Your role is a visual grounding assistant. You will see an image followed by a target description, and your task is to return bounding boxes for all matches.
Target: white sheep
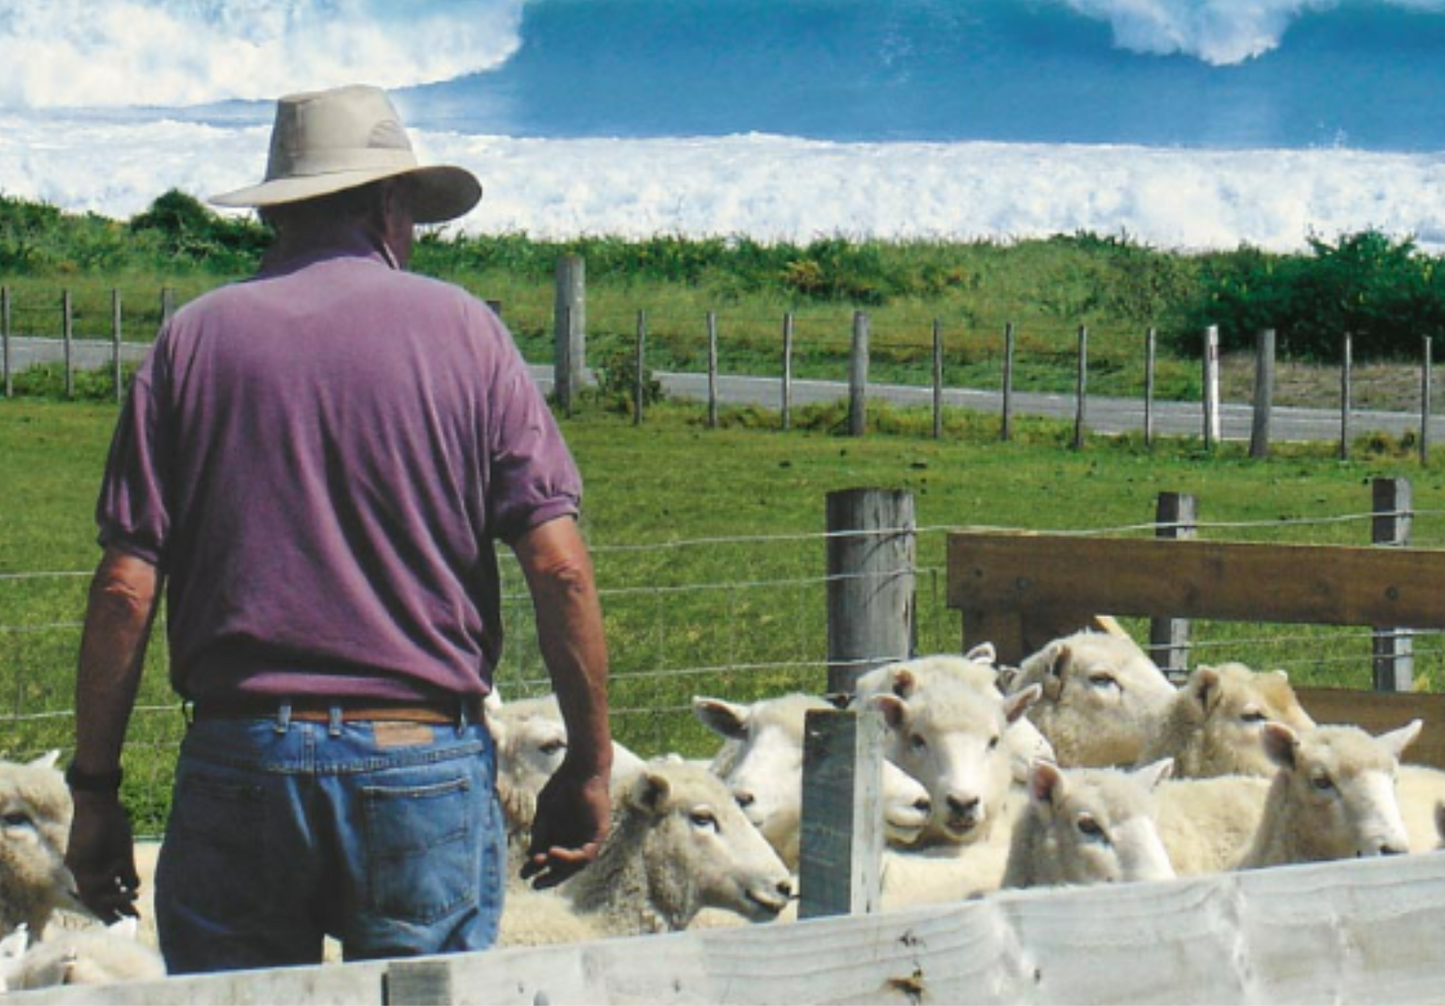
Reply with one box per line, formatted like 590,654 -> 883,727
1238,720 -> 1418,868
866,672 -> 1041,848
1006,630 -> 1177,768
1135,662 -> 1316,779
693,692 -> 933,866
1001,759 -> 1177,889
0,751 -> 83,939
498,759 -> 793,946
1397,764 -> 1445,852
854,646 -> 1057,782
1153,774 -> 1271,875
0,917 -> 164,991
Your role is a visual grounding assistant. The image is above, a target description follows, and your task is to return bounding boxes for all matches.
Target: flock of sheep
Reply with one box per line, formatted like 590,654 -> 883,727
3,626 -> 1444,991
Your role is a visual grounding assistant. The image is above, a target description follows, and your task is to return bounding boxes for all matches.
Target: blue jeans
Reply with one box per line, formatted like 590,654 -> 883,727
154,704 -> 504,974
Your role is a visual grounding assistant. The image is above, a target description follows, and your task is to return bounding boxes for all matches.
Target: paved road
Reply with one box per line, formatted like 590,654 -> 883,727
6,335 -> 1427,443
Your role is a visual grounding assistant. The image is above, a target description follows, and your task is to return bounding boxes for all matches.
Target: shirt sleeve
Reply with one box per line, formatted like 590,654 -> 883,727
95,344 -> 171,567
484,319 -> 583,544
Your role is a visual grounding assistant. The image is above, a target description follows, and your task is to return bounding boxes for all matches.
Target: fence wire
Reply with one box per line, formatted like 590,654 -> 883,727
6,491 -> 1445,836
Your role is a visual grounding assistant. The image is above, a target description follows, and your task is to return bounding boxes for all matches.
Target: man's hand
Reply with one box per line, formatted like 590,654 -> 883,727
520,764 -> 611,890
65,790 -> 140,922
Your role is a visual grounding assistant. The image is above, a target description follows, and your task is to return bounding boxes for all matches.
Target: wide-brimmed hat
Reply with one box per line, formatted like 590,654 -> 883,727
210,84 -> 481,224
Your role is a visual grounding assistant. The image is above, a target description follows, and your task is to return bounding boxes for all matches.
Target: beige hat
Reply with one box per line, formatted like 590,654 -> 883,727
210,84 -> 482,224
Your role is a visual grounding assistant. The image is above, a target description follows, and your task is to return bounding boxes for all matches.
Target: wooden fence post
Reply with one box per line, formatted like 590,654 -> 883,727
848,311 -> 869,437
1149,492 -> 1197,680
931,319 -> 943,440
1421,336 -> 1432,467
1144,326 -> 1156,449
1372,477 -> 1413,693
1001,322 -> 1015,442
633,309 -> 646,426
1340,333 -> 1353,461
2,286 -> 11,399
159,287 -> 175,329
1203,325 -> 1220,449
62,289 -> 73,400
798,707 -> 884,920
782,312 -> 794,432
553,255 -> 586,414
1250,328 -> 1276,459
826,488 -> 915,696
1073,324 -> 1088,450
111,289 -> 123,404
707,311 -> 719,429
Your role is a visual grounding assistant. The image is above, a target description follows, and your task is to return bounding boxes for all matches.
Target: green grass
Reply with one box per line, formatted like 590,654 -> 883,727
4,391 -> 1442,835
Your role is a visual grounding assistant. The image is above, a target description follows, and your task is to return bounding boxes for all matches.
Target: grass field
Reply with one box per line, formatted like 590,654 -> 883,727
4,389 -> 1443,834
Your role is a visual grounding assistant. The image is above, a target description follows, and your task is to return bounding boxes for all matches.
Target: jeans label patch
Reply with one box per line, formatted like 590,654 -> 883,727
373,722 -> 436,747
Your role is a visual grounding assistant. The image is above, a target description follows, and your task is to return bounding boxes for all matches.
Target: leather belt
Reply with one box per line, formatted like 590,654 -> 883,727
190,696 -> 482,726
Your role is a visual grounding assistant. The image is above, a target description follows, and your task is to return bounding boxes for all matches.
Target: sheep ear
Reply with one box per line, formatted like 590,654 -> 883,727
1042,645 -> 1069,698
964,642 -> 997,666
891,669 -> 918,700
1005,684 -> 1043,724
996,664 -> 1022,694
1191,666 -> 1224,714
1027,760 -> 1065,809
1135,758 -> 1174,790
632,769 -> 674,812
869,693 -> 909,731
29,750 -> 61,771
484,690 -> 505,714
693,697 -> 749,740
1261,722 -> 1299,770
1379,719 -> 1423,760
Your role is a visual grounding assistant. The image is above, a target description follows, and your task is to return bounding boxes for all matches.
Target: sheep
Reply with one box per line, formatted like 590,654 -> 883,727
1135,662 -> 1316,779
0,917 -> 164,991
498,759 -> 793,945
1001,759 -> 1177,889
1005,630 -> 1177,768
1397,764 -> 1445,852
0,751 -> 83,939
853,646 -> 1057,782
1153,774 -> 1271,875
866,672 -> 1041,848
1237,720 -> 1418,868
692,692 -> 933,866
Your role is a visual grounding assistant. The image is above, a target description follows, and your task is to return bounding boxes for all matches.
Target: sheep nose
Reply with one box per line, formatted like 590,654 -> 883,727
777,878 -> 795,901
946,795 -> 980,819
734,790 -> 755,809
913,796 -> 932,813
1379,842 -> 1407,857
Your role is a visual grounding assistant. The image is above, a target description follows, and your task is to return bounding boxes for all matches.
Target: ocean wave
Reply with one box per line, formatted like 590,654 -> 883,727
6,113 -> 1445,254
0,0 -> 523,109
1058,0 -> 1445,65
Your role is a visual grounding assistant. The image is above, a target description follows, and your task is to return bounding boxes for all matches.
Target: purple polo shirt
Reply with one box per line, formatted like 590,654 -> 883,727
96,233 -> 581,704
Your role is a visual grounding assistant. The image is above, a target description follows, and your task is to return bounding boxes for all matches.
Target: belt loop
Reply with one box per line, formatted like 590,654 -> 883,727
275,701 -> 292,735
328,704 -> 343,737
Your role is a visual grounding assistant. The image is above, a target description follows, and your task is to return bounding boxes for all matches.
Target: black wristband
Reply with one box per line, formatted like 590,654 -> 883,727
65,762 -> 123,794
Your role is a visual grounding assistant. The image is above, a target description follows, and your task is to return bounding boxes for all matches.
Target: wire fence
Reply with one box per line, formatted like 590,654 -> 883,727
6,484 -> 1445,837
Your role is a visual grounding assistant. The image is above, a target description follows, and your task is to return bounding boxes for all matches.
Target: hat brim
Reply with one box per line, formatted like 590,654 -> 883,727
210,163 -> 482,225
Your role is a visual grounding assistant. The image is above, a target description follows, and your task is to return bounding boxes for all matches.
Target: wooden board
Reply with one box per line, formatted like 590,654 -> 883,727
947,533 -> 1445,628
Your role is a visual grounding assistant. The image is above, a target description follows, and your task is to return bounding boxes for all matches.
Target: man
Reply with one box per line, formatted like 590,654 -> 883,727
63,84 -> 612,972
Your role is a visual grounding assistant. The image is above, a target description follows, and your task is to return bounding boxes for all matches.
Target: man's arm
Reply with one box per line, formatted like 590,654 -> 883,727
67,546 -> 162,920
510,516 -> 612,889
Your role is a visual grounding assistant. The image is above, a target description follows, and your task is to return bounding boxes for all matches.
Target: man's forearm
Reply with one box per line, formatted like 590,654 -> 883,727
73,547 -> 161,775
514,519 -> 612,778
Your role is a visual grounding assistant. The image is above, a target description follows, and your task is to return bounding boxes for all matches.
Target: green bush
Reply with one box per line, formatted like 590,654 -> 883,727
1172,230 -> 1445,362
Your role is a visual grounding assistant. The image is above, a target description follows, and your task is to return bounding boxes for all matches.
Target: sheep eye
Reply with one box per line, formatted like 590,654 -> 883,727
986,735 -> 1001,751
689,809 -> 719,831
1240,710 -> 1268,724
0,812 -> 30,829
539,740 -> 567,756
1076,815 -> 1106,840
1087,673 -> 1119,690
909,733 -> 927,751
1311,773 -> 1335,792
